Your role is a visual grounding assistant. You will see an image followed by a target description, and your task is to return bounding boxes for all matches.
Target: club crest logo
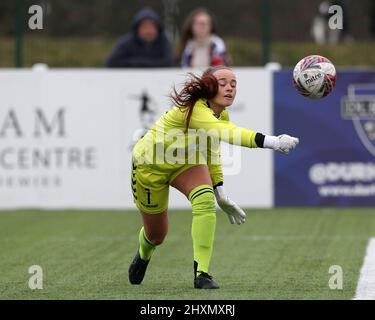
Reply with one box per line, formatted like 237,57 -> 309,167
341,84 -> 375,157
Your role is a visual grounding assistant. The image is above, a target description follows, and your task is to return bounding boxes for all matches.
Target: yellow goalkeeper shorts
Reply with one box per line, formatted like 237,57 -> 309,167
131,156 -> 200,214
130,136 -> 216,214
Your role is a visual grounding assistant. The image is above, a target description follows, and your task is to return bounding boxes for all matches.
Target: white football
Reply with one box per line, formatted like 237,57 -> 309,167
293,55 -> 337,99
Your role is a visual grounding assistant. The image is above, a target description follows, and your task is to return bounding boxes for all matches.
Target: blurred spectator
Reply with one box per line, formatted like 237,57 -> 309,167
106,8 -> 174,68
311,1 -> 350,45
178,8 -> 230,68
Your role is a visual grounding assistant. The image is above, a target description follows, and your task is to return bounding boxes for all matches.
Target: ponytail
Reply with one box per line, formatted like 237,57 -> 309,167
170,69 -> 219,131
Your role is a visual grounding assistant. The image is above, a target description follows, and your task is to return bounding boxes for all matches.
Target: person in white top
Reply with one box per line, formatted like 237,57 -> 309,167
178,8 -> 231,68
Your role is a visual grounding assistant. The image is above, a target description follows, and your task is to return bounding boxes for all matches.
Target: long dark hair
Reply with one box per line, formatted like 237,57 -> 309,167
170,67 -> 227,131
177,8 -> 218,64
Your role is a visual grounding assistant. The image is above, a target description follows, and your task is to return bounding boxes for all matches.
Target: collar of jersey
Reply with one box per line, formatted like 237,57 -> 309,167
197,98 -> 221,119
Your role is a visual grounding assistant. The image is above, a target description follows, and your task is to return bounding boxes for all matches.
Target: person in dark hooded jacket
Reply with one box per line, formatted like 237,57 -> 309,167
106,8 -> 174,68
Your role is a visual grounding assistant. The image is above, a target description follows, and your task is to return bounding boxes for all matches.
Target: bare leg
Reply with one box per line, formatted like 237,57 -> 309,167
170,165 -> 212,197
140,210 -> 168,246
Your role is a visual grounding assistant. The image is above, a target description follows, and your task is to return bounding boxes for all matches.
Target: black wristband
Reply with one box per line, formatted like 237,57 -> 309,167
213,181 -> 223,189
255,132 -> 265,148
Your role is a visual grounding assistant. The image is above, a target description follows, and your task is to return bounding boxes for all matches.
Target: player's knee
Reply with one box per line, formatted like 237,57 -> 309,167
150,237 -> 164,246
189,185 -> 216,217
147,233 -> 167,246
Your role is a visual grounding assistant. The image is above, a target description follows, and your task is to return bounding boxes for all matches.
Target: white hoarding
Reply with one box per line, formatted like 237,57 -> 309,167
0,68 -> 272,209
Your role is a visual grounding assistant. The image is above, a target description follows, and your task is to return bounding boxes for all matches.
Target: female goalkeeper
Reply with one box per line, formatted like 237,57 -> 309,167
129,66 -> 299,289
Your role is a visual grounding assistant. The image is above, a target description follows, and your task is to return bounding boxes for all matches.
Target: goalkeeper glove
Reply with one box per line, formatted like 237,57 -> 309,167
214,185 -> 246,225
264,134 -> 299,154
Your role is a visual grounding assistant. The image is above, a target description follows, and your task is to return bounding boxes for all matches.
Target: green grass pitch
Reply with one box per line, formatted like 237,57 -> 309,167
0,208 -> 374,300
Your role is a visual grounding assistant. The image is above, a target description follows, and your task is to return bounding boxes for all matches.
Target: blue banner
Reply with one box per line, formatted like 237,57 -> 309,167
274,70 -> 375,206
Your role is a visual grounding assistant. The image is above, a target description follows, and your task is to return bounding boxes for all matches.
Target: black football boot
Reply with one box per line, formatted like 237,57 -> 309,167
128,250 -> 150,285
193,261 -> 220,289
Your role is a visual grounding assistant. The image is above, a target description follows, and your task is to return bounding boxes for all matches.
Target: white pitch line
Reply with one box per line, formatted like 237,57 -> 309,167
354,237 -> 375,300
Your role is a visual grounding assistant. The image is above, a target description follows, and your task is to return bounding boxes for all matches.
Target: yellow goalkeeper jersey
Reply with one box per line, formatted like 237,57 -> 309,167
132,98 -> 259,186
